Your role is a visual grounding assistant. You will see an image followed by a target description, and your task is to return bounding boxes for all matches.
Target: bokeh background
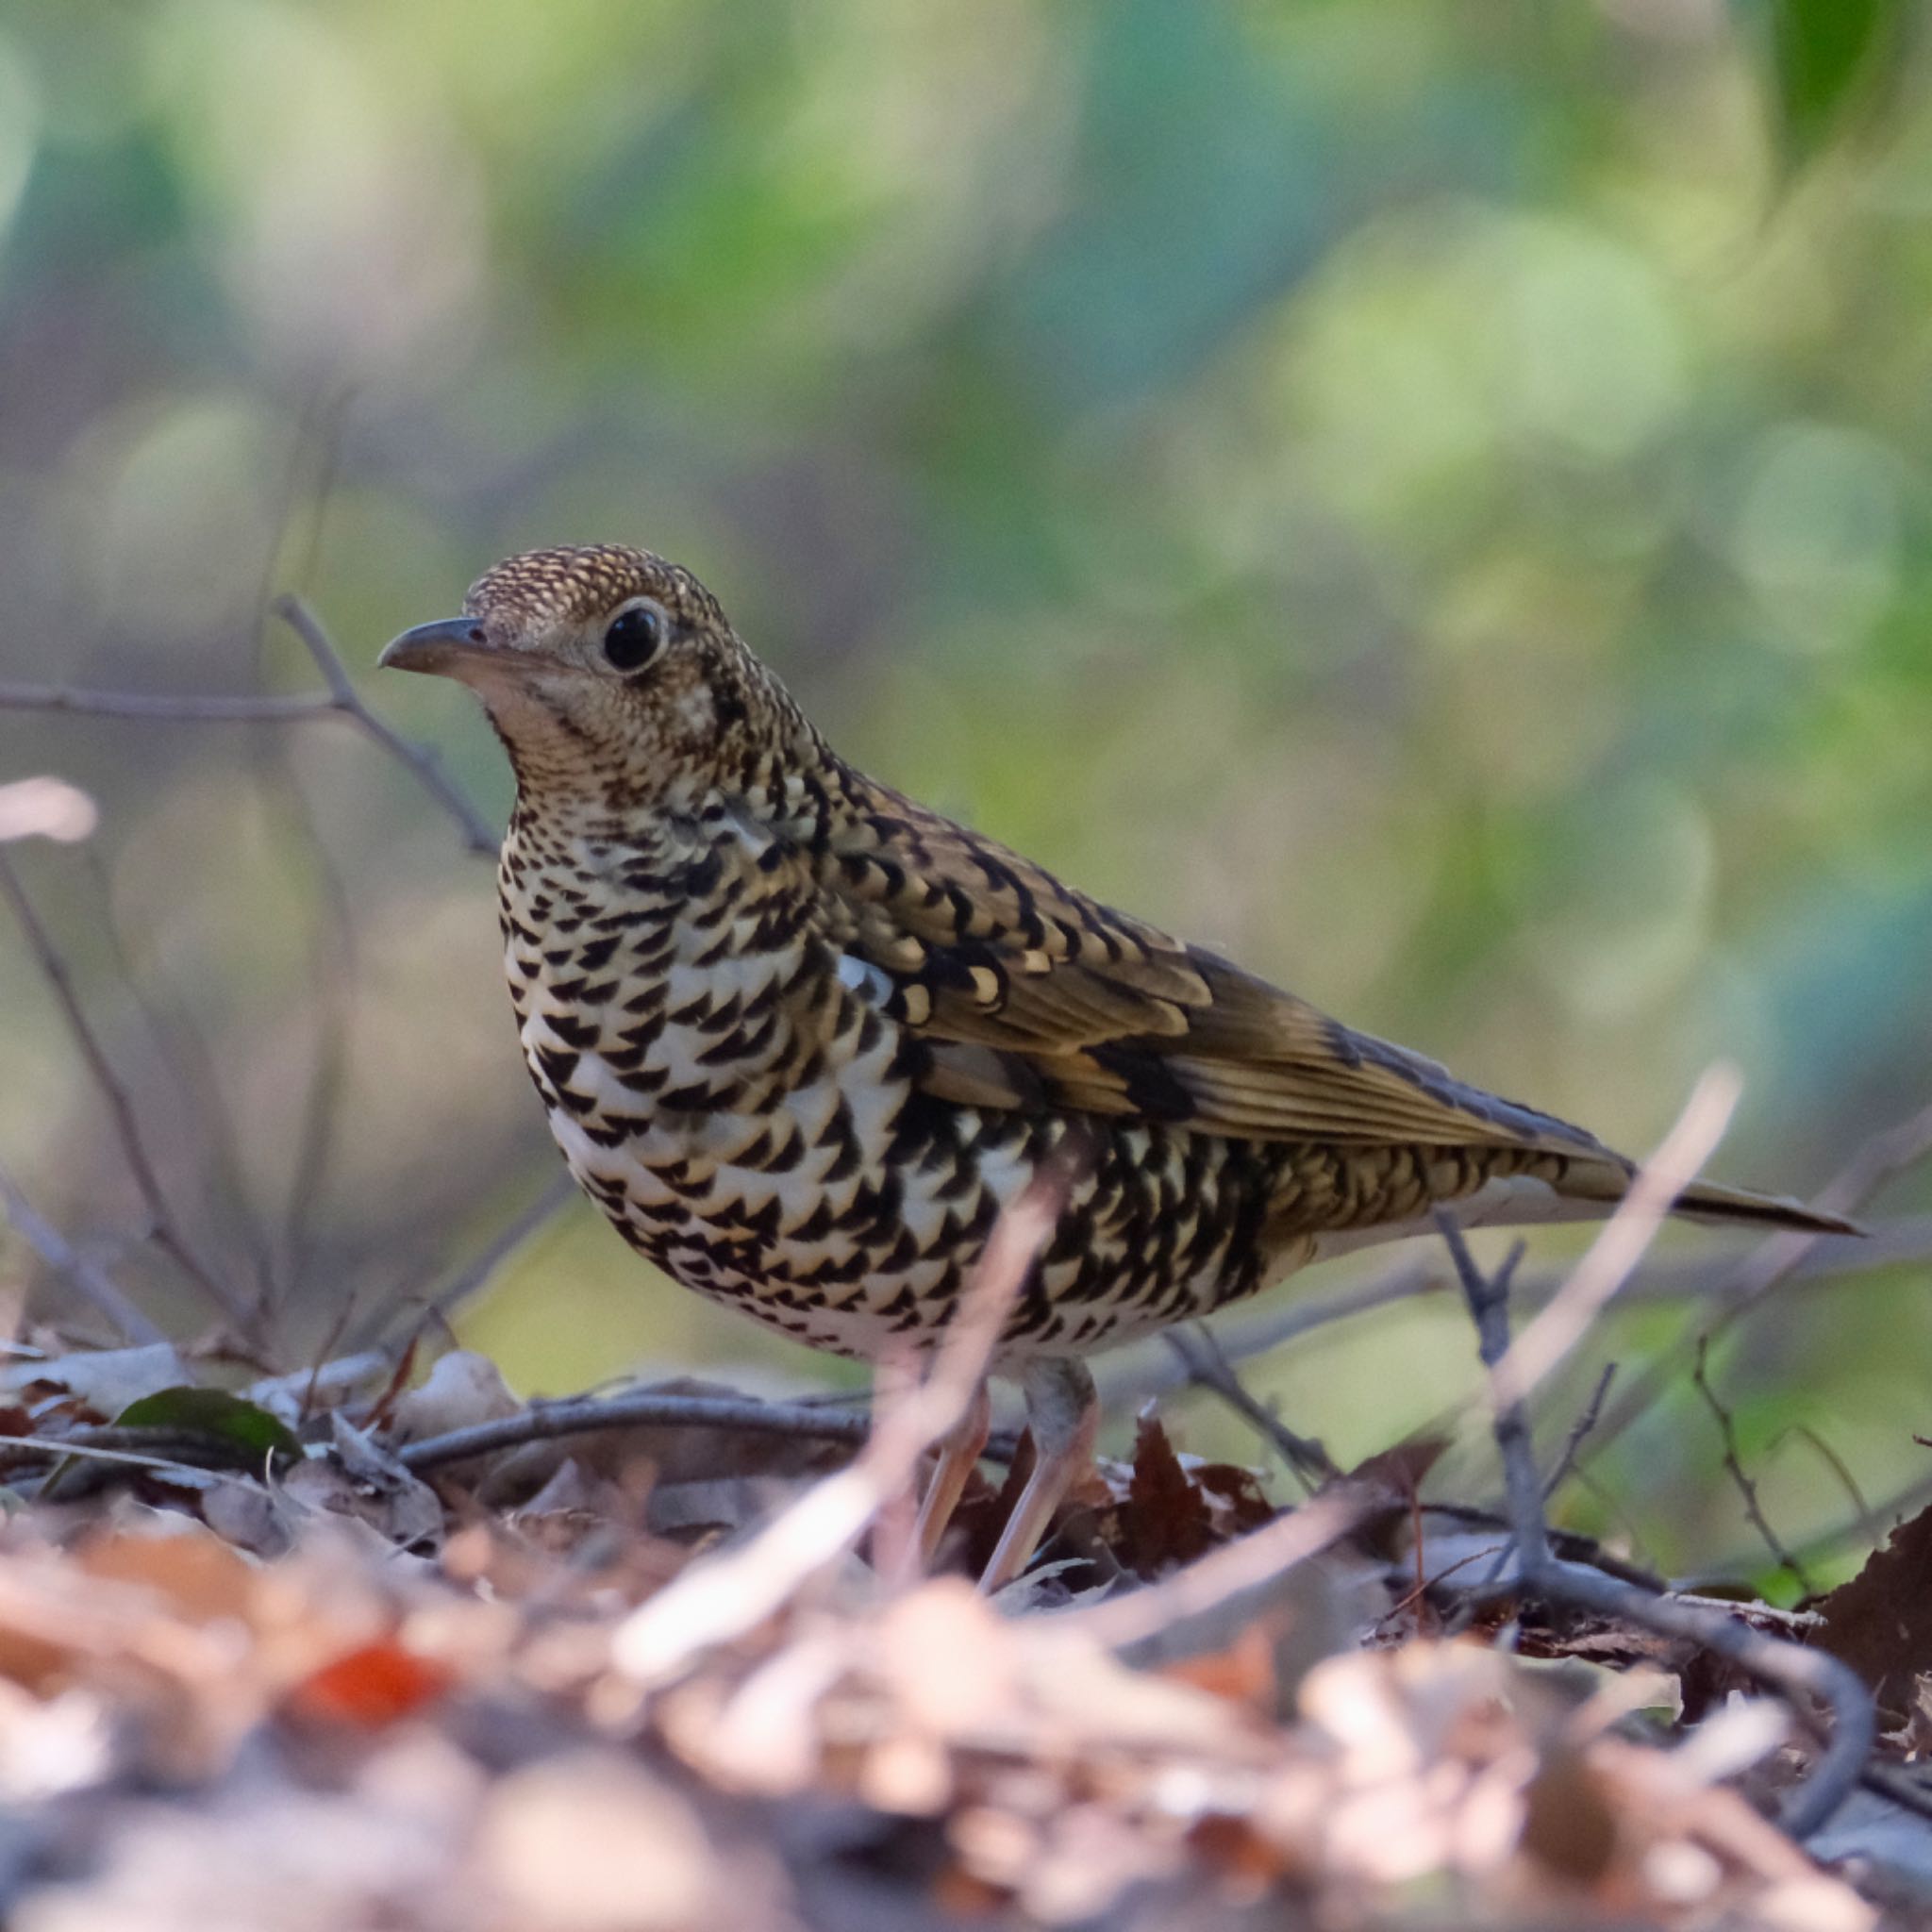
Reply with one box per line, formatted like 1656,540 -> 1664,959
0,0 -> 1927,1590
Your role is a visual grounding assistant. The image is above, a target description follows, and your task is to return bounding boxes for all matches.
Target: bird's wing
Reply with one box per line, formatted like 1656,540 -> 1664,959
823,792 -> 1610,1158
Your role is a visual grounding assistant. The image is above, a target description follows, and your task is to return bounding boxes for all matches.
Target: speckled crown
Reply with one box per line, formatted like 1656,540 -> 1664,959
464,544 -> 727,630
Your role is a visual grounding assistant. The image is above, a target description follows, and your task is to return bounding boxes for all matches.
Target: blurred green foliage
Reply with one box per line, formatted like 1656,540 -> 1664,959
1759,0 -> 1912,163
0,0 -> 1928,1587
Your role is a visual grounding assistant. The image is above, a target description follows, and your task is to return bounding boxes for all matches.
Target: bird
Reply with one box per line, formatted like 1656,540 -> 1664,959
381,543 -> 1856,1588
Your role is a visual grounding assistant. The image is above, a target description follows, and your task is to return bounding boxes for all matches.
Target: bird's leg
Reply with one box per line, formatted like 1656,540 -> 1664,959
914,1377 -> 991,1570
978,1357 -> 1097,1594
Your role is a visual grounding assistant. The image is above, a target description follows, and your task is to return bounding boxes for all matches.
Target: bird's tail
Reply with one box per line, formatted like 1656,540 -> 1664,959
1552,1157 -> 1860,1238
1303,1149 -> 1861,1265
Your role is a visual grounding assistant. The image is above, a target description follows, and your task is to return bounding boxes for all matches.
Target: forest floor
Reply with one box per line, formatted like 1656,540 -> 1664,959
1,1208 -> 1931,1932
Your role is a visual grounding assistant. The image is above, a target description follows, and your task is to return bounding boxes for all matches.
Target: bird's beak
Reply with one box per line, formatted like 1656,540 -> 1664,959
377,618 -> 498,677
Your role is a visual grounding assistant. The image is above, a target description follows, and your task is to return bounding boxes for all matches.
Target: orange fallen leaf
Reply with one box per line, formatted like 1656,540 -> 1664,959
283,1638 -> 454,1728
1162,1621 -> 1277,1707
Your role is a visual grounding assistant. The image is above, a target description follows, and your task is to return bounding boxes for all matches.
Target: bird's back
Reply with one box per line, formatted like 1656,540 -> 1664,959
494,756 -> 1764,1367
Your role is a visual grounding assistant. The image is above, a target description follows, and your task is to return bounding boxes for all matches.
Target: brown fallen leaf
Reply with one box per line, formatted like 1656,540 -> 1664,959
1117,1410 -> 1215,1576
1814,1499 -> 1932,1718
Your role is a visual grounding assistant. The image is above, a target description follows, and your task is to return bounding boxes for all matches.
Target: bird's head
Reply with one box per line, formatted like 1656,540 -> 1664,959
380,544 -> 803,810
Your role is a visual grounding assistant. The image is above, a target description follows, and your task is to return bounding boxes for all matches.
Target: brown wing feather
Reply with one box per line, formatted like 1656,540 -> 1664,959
824,788 -> 1609,1159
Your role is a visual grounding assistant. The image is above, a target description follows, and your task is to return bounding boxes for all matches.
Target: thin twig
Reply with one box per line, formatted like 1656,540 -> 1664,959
1491,1064 -> 1741,1409
358,1170 -> 579,1352
1446,1219 -> 1874,1840
1581,1099 -> 1932,1473
1097,1197 -> 1927,1424
397,1388 -> 882,1472
1098,1261 -> 1443,1412
0,592 -> 501,858
1691,1335 -> 1812,1595
1693,1465 -> 1932,1593
272,594 -> 497,854
1772,1424 -> 1877,1556
1541,1360 -> 1616,1503
78,847 -> 275,1303
240,669 -> 363,1314
0,846 -> 245,1329
0,684 -> 331,722
0,1164 -> 167,1345
1665,1593 -> 1824,1632
1442,1227 -> 1545,1575
1161,1322 -> 1340,1490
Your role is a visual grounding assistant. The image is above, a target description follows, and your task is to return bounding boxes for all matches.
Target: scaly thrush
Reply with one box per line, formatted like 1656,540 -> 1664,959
382,544 -> 1852,1586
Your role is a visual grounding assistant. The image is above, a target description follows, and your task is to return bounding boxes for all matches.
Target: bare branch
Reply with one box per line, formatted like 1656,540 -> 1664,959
0,847 -> 246,1330
1582,1098 -> 1932,1471
1441,1226 -> 1545,1574
76,847 -> 275,1301
395,1387 -> 882,1473
271,594 -> 497,854
1541,1359 -> 1616,1503
0,683 -> 331,723
0,1164 -> 167,1346
1691,1335 -> 1812,1595
1491,1064 -> 1740,1409
0,1432 -> 264,1481
1160,1322 -> 1340,1489
360,1170 -> 579,1351
0,593 -> 501,858
1097,1261 -> 1443,1412
1449,1220 -> 1874,1840
1772,1423 -> 1877,1555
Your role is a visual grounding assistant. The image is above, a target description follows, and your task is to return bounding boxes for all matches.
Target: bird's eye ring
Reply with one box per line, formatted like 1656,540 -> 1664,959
602,602 -> 665,674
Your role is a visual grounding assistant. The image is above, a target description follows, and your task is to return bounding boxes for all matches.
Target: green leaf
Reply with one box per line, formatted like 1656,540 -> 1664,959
1755,0 -> 1912,167
112,1387 -> 304,1464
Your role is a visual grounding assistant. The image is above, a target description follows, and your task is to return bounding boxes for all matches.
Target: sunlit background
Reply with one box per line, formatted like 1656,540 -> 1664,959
0,0 -> 1927,1591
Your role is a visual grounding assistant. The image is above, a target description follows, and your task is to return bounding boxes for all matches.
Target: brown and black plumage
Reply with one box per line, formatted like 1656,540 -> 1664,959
382,543 -> 1854,1584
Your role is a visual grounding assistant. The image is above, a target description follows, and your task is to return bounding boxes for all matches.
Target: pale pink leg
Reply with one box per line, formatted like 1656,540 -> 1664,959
914,1379 -> 991,1570
979,1358 -> 1097,1593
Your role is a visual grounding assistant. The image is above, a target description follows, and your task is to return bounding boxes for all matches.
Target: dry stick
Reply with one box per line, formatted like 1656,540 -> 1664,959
0,600 -> 500,859
357,1169 -> 580,1353
1708,1462 -> 1932,1594
1442,1220 -> 1874,1841
249,744 -> 361,1317
1161,1322 -> 1340,1490
613,1171 -> 1066,1685
1541,1359 -> 1617,1503
1491,1064 -> 1743,1411
1099,1262 -> 1443,1413
271,594 -> 497,855
0,848 -> 248,1330
1690,1334 -> 1812,1596
0,685 -> 329,722
1098,1201 -> 1928,1424
1772,1423 -> 1877,1555
0,1164 -> 167,1346
397,1388 -> 883,1473
78,847 -> 275,1297
1584,1100 -> 1932,1470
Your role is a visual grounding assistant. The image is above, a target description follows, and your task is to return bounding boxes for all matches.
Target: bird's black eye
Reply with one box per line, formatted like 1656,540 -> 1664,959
602,604 -> 664,674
